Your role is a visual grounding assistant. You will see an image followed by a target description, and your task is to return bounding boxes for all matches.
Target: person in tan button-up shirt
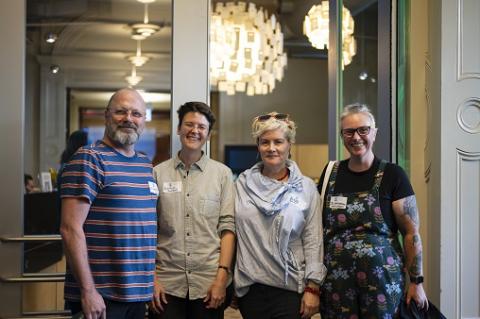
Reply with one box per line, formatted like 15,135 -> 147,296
149,102 -> 235,319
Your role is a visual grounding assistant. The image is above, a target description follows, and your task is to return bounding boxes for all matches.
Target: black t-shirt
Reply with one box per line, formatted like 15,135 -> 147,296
317,157 -> 414,234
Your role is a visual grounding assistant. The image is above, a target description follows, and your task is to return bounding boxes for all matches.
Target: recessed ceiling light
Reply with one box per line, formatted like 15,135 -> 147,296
359,71 -> 368,81
45,32 -> 58,44
137,0 -> 156,3
50,65 -> 60,74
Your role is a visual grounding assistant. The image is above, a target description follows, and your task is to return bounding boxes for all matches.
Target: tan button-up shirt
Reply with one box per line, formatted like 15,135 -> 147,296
153,154 -> 235,299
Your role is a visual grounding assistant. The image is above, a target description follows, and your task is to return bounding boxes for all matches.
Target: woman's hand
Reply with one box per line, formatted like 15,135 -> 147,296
204,278 -> 227,309
406,283 -> 428,310
300,290 -> 320,318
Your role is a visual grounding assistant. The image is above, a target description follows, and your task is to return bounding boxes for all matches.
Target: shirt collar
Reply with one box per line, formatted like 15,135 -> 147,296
173,151 -> 208,172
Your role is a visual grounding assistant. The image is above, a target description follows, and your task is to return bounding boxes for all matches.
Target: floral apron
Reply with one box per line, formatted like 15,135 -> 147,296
320,161 -> 405,319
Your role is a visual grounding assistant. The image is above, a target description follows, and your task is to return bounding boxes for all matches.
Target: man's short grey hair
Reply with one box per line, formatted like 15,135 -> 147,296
340,103 -> 376,128
251,112 -> 297,144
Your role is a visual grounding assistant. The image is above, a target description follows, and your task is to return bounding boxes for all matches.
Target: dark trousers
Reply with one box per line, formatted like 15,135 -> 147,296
148,286 -> 233,319
238,283 -> 302,319
67,299 -> 146,319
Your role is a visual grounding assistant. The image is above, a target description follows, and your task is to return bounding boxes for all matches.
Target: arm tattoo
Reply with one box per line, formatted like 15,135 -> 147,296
409,253 -> 423,277
403,195 -> 419,225
412,234 -> 421,246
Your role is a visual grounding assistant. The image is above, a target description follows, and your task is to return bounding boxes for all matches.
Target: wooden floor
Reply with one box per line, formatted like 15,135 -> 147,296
224,307 -> 321,319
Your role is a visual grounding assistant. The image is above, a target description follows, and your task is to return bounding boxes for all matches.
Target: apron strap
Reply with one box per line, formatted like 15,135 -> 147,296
372,160 -> 387,191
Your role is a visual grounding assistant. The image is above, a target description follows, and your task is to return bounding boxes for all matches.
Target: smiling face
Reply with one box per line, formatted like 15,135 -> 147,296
258,128 -> 291,170
177,111 -> 210,152
105,89 -> 146,146
341,112 -> 377,160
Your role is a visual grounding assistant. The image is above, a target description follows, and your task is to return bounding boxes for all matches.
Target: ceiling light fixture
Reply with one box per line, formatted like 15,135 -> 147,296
125,65 -> 142,87
50,65 -> 60,74
303,1 -> 356,67
45,32 -> 58,44
128,40 -> 150,67
359,71 -> 368,80
210,2 -> 287,96
131,1 -> 160,39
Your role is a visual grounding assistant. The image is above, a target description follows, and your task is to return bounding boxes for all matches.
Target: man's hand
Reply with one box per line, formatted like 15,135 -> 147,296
300,290 -> 320,319
204,279 -> 227,309
81,288 -> 106,319
150,279 -> 168,313
406,283 -> 428,311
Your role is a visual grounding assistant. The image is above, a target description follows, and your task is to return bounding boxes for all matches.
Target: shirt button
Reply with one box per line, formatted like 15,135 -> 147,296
187,252 -> 190,256
184,176 -> 186,179
186,214 -> 190,217
188,270 -> 192,274
186,193 -> 190,197
187,232 -> 190,236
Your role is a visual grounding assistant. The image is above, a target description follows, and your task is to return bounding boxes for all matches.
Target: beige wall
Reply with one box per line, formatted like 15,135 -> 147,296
408,0 -> 431,297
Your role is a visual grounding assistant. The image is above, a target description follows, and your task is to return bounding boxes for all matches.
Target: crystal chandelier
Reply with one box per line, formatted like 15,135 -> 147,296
210,2 -> 287,96
303,1 -> 356,66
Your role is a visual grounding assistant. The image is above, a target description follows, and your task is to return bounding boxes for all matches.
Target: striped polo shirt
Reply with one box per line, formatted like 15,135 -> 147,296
60,140 -> 158,302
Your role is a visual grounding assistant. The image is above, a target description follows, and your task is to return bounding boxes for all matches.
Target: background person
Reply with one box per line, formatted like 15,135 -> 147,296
57,130 -> 88,190
234,112 -> 326,319
24,174 -> 37,193
60,130 -> 89,166
150,102 -> 235,319
318,104 -> 428,318
60,88 -> 158,319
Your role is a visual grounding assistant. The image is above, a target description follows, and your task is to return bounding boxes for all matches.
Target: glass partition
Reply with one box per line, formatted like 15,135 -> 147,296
24,0 -> 172,313
210,0 -> 330,182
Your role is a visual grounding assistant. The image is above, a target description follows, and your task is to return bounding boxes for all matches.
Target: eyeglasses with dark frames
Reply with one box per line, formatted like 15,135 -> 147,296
256,113 -> 290,122
341,126 -> 372,138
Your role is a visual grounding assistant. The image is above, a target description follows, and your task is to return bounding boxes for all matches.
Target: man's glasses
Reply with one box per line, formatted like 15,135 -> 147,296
256,113 -> 290,122
341,126 -> 372,138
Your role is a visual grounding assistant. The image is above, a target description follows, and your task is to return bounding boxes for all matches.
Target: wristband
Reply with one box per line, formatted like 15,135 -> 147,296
304,286 -> 320,296
218,265 -> 230,274
410,275 -> 424,284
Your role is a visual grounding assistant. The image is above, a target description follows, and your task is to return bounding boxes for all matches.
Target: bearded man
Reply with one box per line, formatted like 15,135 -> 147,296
60,88 -> 158,319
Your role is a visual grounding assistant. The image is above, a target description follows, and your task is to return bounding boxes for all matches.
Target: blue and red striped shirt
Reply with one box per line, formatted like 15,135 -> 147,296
61,140 -> 158,302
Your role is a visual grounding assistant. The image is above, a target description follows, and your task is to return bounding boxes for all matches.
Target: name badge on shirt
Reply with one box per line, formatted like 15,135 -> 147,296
163,181 -> 182,193
330,196 -> 348,209
148,181 -> 159,195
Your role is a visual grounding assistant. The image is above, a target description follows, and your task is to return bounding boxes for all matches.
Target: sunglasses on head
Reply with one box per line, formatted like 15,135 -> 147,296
341,126 -> 372,138
256,113 -> 290,122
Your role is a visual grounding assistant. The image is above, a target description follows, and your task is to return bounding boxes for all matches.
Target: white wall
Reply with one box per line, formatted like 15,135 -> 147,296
0,1 -> 25,316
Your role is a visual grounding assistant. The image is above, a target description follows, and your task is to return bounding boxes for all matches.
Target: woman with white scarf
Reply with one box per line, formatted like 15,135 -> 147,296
234,112 -> 327,319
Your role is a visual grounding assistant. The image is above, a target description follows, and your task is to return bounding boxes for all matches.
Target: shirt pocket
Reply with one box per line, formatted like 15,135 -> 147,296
200,197 -> 221,218
158,192 -> 179,235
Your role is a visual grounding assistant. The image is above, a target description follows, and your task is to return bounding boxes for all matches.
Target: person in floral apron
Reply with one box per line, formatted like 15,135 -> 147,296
318,104 -> 428,318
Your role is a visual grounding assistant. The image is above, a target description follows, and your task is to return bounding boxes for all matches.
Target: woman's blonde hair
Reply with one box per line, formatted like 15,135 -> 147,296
251,112 -> 297,143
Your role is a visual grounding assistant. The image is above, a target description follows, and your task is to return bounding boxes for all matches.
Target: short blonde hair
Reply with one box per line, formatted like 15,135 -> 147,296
251,112 -> 297,143
340,103 -> 376,128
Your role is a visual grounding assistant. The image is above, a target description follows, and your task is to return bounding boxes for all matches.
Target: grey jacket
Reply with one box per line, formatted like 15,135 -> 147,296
234,160 -> 327,297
